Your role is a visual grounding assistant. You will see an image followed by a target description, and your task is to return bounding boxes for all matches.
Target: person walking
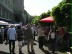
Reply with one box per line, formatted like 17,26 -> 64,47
1,27 -> 4,43
7,25 -> 16,54
24,23 -> 34,53
16,26 -> 23,53
37,24 -> 45,49
31,24 -> 35,40
49,28 -> 56,54
4,26 -> 8,44
58,26 -> 64,46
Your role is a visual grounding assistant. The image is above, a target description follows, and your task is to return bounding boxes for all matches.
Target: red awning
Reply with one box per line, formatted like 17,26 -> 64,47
39,16 -> 54,22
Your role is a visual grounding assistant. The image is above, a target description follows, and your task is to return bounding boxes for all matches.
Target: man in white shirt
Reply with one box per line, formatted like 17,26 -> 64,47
24,23 -> 34,52
7,25 -> 16,54
37,25 -> 45,49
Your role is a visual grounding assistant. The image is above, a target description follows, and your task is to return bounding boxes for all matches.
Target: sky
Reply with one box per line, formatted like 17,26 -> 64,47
24,0 -> 62,16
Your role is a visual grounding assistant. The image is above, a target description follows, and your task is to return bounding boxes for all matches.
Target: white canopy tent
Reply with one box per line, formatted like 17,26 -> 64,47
8,23 -> 20,26
0,21 -> 9,25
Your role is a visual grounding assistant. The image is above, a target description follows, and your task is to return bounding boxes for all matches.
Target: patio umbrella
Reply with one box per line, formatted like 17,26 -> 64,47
39,16 -> 54,26
39,16 -> 54,23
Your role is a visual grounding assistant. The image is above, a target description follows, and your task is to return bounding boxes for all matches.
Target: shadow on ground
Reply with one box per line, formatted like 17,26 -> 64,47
28,51 -> 35,54
22,42 -> 37,47
0,51 -> 9,54
33,42 -> 37,45
40,48 -> 50,54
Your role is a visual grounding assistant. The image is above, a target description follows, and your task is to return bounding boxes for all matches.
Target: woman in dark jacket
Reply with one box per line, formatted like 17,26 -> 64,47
16,26 -> 23,53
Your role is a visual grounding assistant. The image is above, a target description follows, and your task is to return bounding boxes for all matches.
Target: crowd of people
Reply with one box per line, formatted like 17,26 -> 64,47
0,23 -> 36,54
37,24 -> 65,54
0,23 -> 70,54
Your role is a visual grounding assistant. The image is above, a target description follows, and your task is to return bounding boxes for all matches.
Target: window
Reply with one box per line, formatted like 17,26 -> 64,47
6,0 -> 7,5
2,9 -> 5,18
1,0 -> 3,2
0,8 -> 1,17
1,8 -> 3,18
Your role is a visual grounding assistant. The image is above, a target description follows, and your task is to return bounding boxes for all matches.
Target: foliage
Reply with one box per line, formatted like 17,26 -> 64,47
32,10 -> 51,25
31,16 -> 40,25
40,10 -> 51,19
62,0 -> 71,3
31,0 -> 71,28
51,0 -> 71,27
60,3 -> 71,26
40,13 -> 47,19
52,6 -> 64,25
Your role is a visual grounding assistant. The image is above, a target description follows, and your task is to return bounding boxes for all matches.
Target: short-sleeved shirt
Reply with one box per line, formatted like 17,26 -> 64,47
7,28 -> 16,40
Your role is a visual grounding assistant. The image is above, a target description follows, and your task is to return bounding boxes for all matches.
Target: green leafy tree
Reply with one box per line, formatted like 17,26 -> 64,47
40,10 -> 51,19
62,0 -> 71,3
40,13 -> 47,19
51,0 -> 71,27
60,3 -> 71,27
52,6 -> 64,25
32,16 -> 40,25
46,10 -> 51,17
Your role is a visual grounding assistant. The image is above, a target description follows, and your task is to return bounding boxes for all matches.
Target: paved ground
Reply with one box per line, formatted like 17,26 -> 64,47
0,36 -> 68,54
0,41 -> 48,54
0,36 -> 49,54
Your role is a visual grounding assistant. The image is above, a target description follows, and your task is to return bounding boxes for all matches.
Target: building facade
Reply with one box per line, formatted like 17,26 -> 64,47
0,0 -> 14,21
0,0 -> 25,25
13,0 -> 25,25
